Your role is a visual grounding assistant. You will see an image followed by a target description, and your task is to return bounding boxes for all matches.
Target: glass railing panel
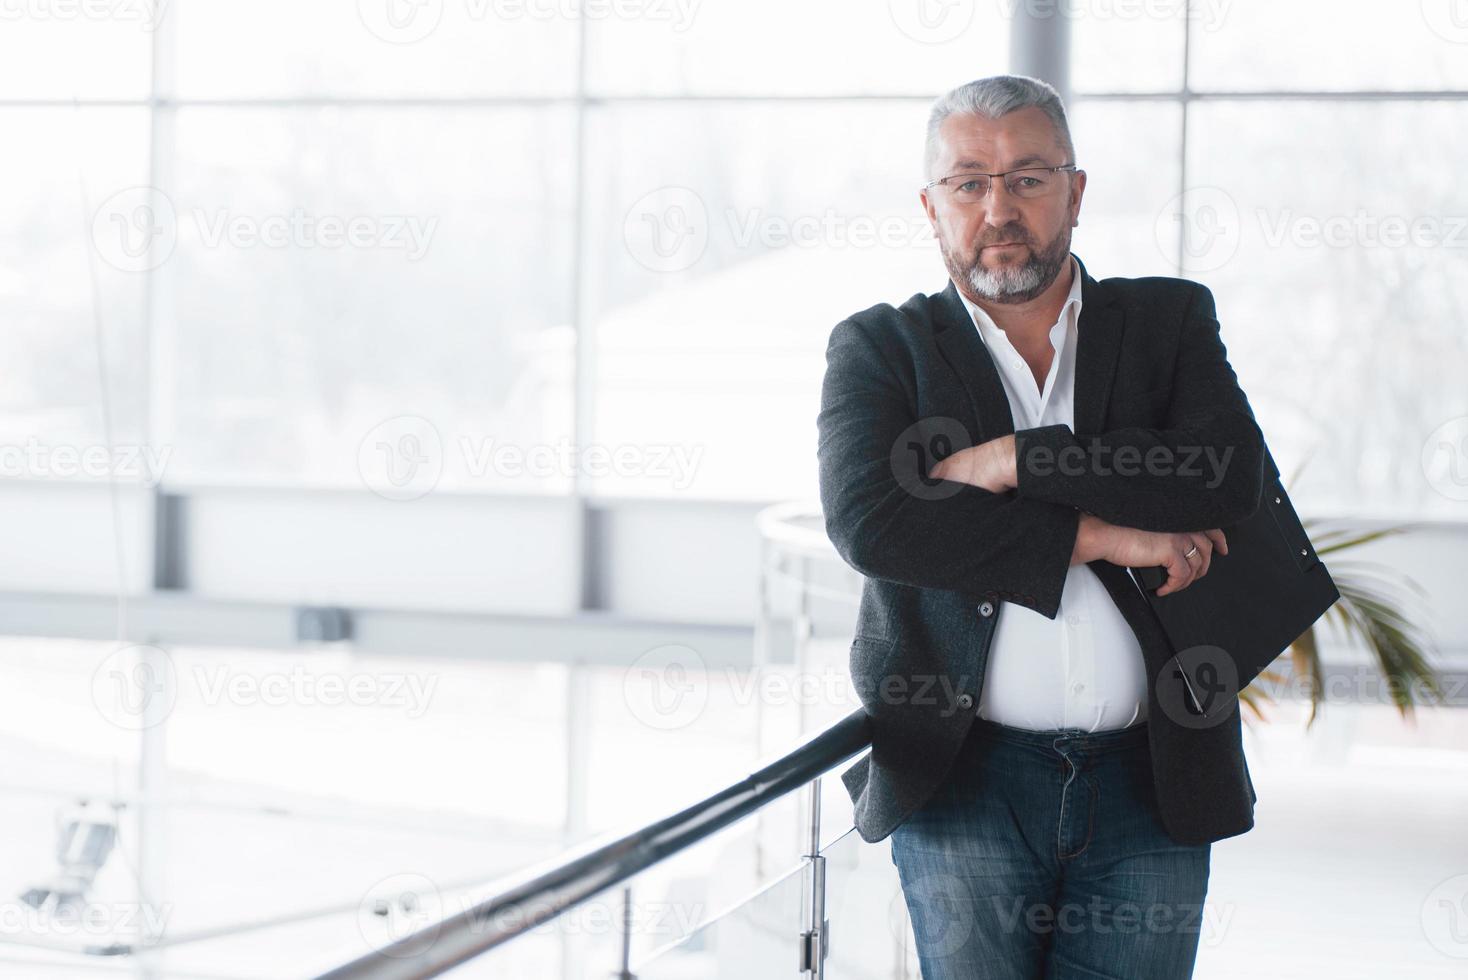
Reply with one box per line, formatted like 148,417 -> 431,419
627,858 -> 807,980
821,825 -> 920,980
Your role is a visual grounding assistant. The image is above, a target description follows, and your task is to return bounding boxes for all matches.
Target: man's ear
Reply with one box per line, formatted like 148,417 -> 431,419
919,188 -> 939,230
1068,170 -> 1087,226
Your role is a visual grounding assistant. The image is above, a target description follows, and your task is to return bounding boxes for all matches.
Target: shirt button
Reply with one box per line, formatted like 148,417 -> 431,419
1072,682 -> 1085,694
1066,613 -> 1080,626
957,693 -> 974,709
978,601 -> 995,617
1011,358 -> 1023,369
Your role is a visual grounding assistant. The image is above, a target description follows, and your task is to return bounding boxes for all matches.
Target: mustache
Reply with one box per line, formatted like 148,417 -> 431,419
975,233 -> 1031,250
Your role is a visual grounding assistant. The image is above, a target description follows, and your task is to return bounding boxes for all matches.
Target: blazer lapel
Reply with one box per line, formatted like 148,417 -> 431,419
930,252 -> 1125,441
932,280 -> 1015,443
1070,254 -> 1125,439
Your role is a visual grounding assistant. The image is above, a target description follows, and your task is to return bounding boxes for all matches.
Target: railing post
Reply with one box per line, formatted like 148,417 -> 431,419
793,554 -> 813,865
753,535 -> 772,881
798,777 -> 828,978
564,661 -> 592,980
613,885 -> 636,980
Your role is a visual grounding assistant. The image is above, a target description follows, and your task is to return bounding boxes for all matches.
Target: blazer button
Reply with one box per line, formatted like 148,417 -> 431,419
978,601 -> 995,617
957,693 -> 974,709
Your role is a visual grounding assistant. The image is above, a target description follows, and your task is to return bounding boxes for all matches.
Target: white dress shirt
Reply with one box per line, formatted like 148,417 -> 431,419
958,255 -> 1148,732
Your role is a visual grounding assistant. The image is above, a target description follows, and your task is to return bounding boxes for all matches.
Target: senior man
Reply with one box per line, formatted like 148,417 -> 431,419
817,74 -> 1267,979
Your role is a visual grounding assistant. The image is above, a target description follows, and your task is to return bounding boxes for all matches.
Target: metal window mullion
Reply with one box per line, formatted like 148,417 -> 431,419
135,4 -> 178,968
1177,0 -> 1194,277
571,7 -> 599,612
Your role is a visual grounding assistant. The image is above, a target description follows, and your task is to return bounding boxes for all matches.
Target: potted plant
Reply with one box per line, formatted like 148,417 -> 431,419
1240,459 -> 1445,727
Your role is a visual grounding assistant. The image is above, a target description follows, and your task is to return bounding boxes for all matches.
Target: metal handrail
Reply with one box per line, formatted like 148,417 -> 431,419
315,708 -> 872,980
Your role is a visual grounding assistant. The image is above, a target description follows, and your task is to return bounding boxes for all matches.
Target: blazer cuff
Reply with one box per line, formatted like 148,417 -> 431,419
998,496 -> 1079,620
1013,423 -> 1076,500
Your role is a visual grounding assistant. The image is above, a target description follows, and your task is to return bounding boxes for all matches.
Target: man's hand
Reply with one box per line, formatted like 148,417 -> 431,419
1071,512 -> 1228,597
929,434 -> 1017,494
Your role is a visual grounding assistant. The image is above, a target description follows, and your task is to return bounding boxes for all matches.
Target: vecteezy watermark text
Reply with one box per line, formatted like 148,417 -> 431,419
358,416 -> 704,500
0,439 -> 171,485
1021,439 -> 1236,488
90,187 -> 438,273
0,0 -> 168,30
356,0 -> 702,45
91,644 -> 441,730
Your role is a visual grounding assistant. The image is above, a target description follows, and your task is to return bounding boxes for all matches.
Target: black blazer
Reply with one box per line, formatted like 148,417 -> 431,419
817,252 -> 1273,847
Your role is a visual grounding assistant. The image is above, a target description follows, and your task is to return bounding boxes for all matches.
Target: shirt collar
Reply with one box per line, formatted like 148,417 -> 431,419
958,253 -> 1083,350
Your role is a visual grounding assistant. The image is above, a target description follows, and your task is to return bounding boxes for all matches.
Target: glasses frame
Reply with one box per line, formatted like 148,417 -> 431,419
922,163 -> 1080,200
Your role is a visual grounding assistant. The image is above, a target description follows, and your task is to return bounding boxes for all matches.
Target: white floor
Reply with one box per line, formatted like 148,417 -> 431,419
1,635 -> 1464,978
1195,701 -> 1468,979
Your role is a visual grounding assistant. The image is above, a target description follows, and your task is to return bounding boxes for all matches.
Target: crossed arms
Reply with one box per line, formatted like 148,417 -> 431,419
816,284 -> 1266,620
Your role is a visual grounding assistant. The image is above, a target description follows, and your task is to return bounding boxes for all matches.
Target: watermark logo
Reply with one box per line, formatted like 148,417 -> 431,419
623,186 -> 709,273
1155,186 -> 1240,274
357,0 -> 445,43
895,871 -> 973,959
1422,415 -> 1468,502
889,0 -> 974,43
1422,873 -> 1468,958
91,644 -> 178,731
891,416 -> 974,501
359,873 -> 443,957
1421,0 -> 1468,44
358,415 -> 445,501
622,644 -> 708,730
1155,645 -> 1239,729
91,186 -> 178,274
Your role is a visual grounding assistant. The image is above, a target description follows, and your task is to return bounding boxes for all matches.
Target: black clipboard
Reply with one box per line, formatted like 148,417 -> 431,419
1127,445 -> 1340,719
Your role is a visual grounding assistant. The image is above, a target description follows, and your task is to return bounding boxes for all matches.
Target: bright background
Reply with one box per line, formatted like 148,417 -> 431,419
2,1 -> 1467,977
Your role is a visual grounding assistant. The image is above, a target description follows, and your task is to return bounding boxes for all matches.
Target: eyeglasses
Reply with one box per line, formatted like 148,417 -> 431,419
923,164 -> 1079,204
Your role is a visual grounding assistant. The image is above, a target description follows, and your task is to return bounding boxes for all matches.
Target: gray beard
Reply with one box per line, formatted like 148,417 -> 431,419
965,253 -> 1048,300
946,224 -> 1073,305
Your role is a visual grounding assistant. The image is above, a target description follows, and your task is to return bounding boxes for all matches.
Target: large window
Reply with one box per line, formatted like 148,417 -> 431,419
4,2 -> 1463,513
1,1 -> 1011,505
1072,2 -> 1468,519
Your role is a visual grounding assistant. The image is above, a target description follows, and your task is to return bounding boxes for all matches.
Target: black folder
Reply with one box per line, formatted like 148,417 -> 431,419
1128,444 -> 1340,720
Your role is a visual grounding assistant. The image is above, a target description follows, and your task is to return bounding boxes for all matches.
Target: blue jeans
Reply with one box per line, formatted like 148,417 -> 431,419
890,717 -> 1211,980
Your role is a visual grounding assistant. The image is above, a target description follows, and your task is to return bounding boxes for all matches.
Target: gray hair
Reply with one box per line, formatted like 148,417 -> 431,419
923,75 -> 1074,180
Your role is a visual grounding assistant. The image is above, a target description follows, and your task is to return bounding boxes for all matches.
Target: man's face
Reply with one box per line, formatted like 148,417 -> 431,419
920,106 -> 1086,305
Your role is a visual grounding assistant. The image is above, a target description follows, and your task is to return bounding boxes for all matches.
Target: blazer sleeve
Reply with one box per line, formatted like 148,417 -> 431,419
817,314 -> 1080,620
1011,283 -> 1267,533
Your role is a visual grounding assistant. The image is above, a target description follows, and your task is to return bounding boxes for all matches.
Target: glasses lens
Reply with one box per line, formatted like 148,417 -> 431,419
949,175 -> 991,203
1007,168 -> 1060,198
